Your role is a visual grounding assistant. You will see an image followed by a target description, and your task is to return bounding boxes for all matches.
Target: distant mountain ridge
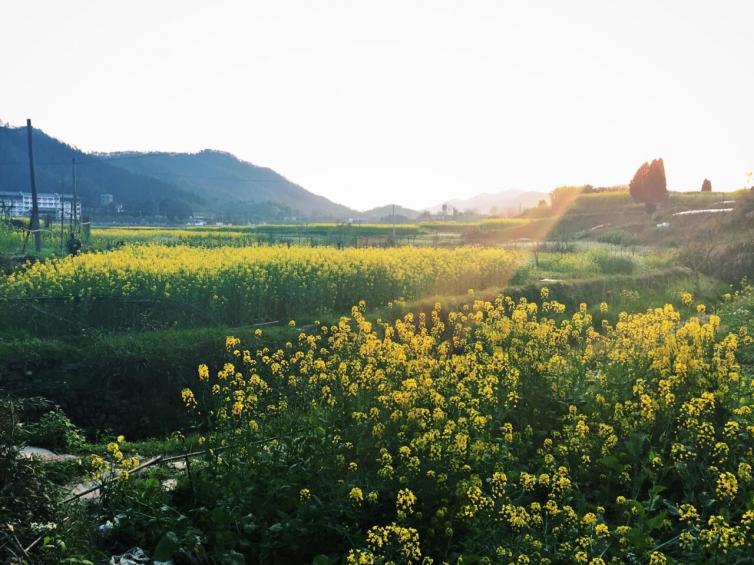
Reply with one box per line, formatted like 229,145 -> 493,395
429,189 -> 546,216
1,124 -> 546,222
0,126 -> 355,221
102,150 -> 354,220
0,126 -> 202,218
359,204 -> 421,221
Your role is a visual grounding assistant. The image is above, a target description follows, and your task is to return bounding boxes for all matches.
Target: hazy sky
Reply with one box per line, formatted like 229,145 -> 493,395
2,1 -> 752,210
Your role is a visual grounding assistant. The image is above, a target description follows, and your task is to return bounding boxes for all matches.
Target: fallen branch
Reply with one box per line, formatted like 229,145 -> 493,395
61,431 -> 300,504
61,455 -> 163,504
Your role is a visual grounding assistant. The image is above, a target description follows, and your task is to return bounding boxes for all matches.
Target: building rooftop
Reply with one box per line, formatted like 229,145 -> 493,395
0,191 -> 76,198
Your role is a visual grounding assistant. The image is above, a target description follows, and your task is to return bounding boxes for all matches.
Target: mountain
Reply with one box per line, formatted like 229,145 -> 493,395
359,204 -> 420,222
0,124 -> 545,223
0,125 -> 355,221
102,150 -> 354,220
429,189 -> 546,216
0,125 -> 202,219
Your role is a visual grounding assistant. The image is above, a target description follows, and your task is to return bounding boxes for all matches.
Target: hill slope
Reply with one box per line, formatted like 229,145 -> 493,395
0,126 -> 356,221
359,203 -> 420,221
0,126 -> 201,218
103,150 -> 354,220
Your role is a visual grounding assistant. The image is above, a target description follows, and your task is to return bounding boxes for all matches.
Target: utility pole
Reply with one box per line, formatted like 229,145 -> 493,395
60,196 -> 65,253
71,158 -> 78,232
392,204 -> 396,239
26,119 -> 41,253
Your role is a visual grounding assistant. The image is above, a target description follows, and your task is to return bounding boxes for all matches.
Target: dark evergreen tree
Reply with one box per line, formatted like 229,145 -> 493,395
629,158 -> 667,214
701,178 -> 712,192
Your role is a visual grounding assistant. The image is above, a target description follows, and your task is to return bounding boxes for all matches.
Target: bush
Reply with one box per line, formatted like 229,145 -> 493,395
591,250 -> 635,275
0,327 -> 265,439
596,230 -> 638,246
21,408 -> 86,451
679,240 -> 754,284
0,399 -> 97,563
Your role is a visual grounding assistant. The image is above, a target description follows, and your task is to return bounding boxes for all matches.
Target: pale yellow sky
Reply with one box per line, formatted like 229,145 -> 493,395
2,1 -> 752,209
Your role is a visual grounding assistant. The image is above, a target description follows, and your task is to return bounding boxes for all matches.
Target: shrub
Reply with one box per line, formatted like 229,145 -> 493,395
0,399 -> 96,563
101,297 -> 754,563
591,250 -> 636,275
21,408 -> 86,451
596,230 -> 638,246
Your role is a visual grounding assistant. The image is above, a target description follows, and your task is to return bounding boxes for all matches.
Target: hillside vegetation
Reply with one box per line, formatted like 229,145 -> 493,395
104,150 -> 354,220
0,126 -> 201,218
0,126 -> 354,221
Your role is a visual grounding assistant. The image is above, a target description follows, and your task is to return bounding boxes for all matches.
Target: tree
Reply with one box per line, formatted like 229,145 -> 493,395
550,185 -> 585,212
701,178 -> 712,192
629,158 -> 667,214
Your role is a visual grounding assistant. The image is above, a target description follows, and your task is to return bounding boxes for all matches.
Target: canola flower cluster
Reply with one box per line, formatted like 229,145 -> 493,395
186,292 -> 754,563
0,244 -> 522,324
90,435 -> 140,482
90,227 -> 254,248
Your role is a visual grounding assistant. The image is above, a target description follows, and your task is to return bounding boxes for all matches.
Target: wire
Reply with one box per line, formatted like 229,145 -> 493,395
0,152 -> 188,166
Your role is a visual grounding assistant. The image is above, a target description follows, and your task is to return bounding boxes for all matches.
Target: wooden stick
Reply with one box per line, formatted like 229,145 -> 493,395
61,455 -> 162,503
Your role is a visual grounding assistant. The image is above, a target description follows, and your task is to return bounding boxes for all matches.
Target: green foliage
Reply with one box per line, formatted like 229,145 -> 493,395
0,399 -> 99,563
595,230 -> 638,246
530,246 -> 641,278
0,327 -> 251,439
719,280 -> 754,366
679,239 -> 754,284
591,250 -> 636,275
21,407 -> 86,451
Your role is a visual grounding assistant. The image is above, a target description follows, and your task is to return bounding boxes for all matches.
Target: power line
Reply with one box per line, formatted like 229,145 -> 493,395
0,152 -> 194,166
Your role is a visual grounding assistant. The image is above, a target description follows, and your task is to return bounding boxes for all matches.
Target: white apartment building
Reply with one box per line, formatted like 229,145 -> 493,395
0,191 -> 82,218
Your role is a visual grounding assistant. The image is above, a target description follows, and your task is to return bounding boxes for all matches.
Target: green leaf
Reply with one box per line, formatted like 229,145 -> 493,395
626,432 -> 647,458
153,531 -> 180,561
143,477 -> 161,489
626,527 -> 648,550
646,511 -> 667,531
649,483 -> 667,497
596,455 -> 621,471
312,555 -> 334,565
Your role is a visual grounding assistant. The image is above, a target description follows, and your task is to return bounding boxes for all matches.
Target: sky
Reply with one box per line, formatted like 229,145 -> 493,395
2,1 -> 753,210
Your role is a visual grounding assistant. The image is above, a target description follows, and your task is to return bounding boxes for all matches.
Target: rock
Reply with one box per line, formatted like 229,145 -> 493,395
109,547 -> 149,564
18,446 -> 79,462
